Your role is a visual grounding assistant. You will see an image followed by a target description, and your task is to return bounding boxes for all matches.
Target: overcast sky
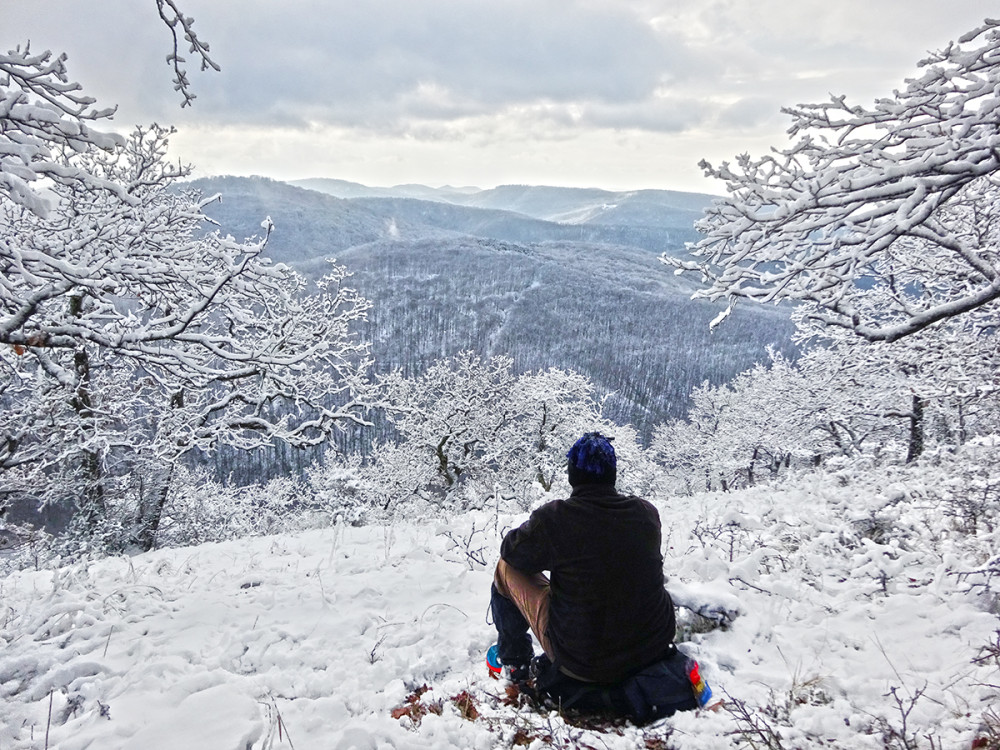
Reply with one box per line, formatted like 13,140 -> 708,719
3,1 -> 995,193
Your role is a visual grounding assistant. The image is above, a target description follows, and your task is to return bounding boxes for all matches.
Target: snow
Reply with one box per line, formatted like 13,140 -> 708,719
1,473 -> 997,749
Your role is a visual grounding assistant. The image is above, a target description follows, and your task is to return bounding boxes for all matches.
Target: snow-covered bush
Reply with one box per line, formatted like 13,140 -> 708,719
305,452 -> 370,526
369,353 -> 617,517
139,468 -> 331,549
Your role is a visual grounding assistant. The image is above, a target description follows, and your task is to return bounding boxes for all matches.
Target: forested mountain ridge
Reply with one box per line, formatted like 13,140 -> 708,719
329,236 -> 795,437
189,176 -> 794,439
292,177 -> 711,249
291,176 -> 714,226
191,176 -> 703,257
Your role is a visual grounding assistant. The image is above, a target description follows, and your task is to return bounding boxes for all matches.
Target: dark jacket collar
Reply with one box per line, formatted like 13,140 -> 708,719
569,483 -> 621,500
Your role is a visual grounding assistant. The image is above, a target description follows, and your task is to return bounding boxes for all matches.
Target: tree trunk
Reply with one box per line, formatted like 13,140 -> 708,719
905,394 -> 925,463
77,446 -> 106,530
69,295 -> 106,532
956,400 -> 967,447
131,462 -> 175,552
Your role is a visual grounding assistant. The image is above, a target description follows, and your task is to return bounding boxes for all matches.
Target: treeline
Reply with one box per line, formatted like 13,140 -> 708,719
197,233 -> 796,487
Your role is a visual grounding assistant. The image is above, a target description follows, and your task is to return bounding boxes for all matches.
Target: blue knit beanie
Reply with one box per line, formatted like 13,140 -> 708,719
566,432 -> 617,487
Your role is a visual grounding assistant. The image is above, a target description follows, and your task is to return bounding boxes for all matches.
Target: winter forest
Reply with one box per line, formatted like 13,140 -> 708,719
1,4 -> 999,750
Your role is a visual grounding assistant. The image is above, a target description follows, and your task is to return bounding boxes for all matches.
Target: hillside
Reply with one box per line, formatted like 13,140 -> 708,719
291,177 -> 714,225
189,177 -> 793,439
316,237 -> 793,435
2,458 -> 997,749
291,178 -> 712,249
291,177 -> 481,202
193,176 -> 700,257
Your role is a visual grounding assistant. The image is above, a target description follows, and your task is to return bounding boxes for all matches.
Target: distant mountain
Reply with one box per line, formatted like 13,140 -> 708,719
446,184 -> 714,227
291,177 -> 480,202
189,176 -> 422,264
187,176 -> 793,441
193,176 -> 703,258
291,178 -> 715,244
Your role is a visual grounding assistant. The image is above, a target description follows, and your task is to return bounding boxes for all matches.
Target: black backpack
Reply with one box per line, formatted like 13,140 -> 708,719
532,645 -> 705,725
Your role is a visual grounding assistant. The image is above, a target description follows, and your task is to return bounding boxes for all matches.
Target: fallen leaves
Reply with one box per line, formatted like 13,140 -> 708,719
390,684 -> 441,725
391,685 -> 483,727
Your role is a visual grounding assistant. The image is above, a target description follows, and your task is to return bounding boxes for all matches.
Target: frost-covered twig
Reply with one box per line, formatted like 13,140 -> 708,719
728,576 -> 774,596
259,695 -> 297,750
440,519 -> 494,570
722,693 -> 787,750
102,625 -> 113,658
44,689 -> 54,750
952,556 -> 1000,597
154,0 -> 220,107
369,633 -> 387,664
874,685 -> 931,750
419,603 -> 469,624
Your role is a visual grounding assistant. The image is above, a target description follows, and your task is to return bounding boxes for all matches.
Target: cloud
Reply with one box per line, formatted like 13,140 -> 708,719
9,0 -> 991,135
182,1 -> 694,128
3,0 -> 996,192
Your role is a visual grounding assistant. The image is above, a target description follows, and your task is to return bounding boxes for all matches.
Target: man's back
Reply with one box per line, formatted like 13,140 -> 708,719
500,484 -> 676,683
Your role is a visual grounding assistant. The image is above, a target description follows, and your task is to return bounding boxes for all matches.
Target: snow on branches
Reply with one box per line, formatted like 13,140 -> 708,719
2,3 -> 218,220
0,63 -> 372,547
0,46 -> 127,218
665,19 -> 1000,343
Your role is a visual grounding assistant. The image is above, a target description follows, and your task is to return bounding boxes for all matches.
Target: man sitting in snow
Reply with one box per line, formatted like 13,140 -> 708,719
489,432 -> 706,723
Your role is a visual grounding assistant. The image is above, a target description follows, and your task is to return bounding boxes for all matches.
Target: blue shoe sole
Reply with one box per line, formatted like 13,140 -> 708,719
486,644 -> 502,677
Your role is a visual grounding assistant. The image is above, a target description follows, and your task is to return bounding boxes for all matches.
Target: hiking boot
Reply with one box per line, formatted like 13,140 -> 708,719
503,662 -> 531,683
487,644 -> 531,683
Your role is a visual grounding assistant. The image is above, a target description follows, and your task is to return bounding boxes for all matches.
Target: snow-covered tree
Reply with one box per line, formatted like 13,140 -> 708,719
795,315 -> 1000,461
655,320 -> 1000,492
501,367 -> 609,494
0,56 -> 372,549
653,349 -> 901,492
664,20 -> 1000,344
369,353 -> 613,513
378,352 -> 519,497
652,354 -> 817,492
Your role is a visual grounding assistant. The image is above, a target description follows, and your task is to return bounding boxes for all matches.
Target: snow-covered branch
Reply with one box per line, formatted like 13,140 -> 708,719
0,46 -> 128,217
154,0 -> 220,107
664,19 -> 1000,342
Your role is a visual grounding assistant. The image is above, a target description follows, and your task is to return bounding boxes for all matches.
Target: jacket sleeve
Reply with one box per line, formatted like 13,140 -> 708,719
499,505 -> 553,574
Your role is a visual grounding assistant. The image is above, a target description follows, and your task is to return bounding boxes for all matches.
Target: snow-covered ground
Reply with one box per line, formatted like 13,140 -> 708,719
1,469 -> 998,749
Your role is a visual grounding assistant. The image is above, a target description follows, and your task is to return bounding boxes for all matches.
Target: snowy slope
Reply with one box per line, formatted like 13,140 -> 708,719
1,469 -> 997,749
